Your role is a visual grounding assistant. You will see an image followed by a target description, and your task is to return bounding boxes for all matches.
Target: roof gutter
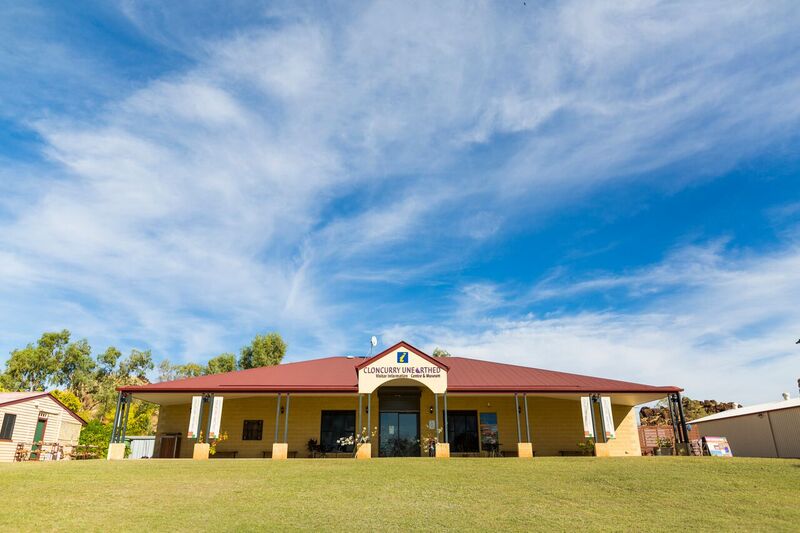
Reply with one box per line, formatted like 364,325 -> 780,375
119,385 -> 681,394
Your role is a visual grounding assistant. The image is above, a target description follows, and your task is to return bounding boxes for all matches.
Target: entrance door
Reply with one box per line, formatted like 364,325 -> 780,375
379,412 -> 420,457
446,411 -> 479,454
30,418 -> 47,460
158,435 -> 181,458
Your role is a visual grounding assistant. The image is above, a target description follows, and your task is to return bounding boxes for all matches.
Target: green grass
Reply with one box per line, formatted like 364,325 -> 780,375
1,457 -> 798,531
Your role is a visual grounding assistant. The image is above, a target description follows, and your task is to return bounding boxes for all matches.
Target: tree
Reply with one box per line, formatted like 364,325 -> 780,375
238,332 -> 286,369
118,349 -> 154,381
4,330 -> 70,391
124,401 -> 158,436
51,390 -> 88,421
173,363 -> 204,379
157,359 -> 177,382
1,332 -> 162,439
91,347 -> 154,421
207,353 -> 237,374
97,347 -> 122,379
432,347 -> 451,358
54,338 -> 96,393
79,420 -> 113,457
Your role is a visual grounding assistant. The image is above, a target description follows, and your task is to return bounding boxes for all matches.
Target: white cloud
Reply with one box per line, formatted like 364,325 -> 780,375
384,241 -> 800,405
1,1 -> 799,372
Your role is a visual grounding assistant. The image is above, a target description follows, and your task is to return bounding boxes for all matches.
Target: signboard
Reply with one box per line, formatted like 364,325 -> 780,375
479,412 -> 499,448
703,436 -> 733,457
208,396 -> 224,439
358,345 -> 447,393
580,397 -> 595,438
600,397 -> 616,440
187,396 -> 202,439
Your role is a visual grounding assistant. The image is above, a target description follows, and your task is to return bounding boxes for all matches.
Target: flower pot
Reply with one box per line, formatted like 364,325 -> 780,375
654,447 -> 673,456
355,443 -> 371,459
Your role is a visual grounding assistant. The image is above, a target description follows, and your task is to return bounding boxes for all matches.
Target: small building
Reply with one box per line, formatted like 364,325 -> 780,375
0,392 -> 87,462
690,395 -> 800,458
112,341 -> 686,459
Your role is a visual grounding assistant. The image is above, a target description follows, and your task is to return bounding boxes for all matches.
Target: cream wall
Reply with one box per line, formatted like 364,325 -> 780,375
155,392 -> 642,458
0,395 -> 84,462
158,395 -> 365,458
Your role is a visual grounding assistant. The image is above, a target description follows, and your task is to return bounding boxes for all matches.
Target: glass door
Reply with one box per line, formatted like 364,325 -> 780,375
446,411 -> 479,453
379,412 -> 420,457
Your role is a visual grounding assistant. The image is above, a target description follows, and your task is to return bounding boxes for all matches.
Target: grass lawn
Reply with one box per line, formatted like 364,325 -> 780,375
1,457 -> 798,531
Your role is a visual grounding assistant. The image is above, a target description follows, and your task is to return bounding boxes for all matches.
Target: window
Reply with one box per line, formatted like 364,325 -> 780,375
0,414 -> 16,440
242,420 -> 263,441
320,411 -> 356,452
479,412 -> 499,450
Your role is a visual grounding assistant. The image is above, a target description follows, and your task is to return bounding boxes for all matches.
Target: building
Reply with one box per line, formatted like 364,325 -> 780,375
112,341 -> 686,459
689,394 -> 800,458
0,392 -> 86,462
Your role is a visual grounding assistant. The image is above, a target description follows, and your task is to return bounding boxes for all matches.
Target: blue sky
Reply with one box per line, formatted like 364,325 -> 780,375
1,1 -> 799,405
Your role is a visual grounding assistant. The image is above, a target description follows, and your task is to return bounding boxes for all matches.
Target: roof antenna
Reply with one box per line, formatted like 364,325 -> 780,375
367,336 -> 378,357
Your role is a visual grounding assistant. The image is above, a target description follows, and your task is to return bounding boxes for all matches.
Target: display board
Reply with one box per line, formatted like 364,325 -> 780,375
479,412 -> 499,448
580,397 -> 595,438
208,396 -> 224,439
703,436 -> 733,457
600,397 -> 616,440
358,344 -> 447,394
187,395 -> 202,439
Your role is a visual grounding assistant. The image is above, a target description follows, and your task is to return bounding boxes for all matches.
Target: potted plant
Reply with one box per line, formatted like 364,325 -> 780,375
577,437 -> 595,456
654,436 -> 674,456
307,438 -> 321,458
197,430 -> 229,456
337,426 -> 377,459
422,435 -> 438,457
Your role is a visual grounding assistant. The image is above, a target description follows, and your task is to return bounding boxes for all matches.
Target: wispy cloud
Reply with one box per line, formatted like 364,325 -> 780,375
384,240 -> 800,405
0,0 -> 799,399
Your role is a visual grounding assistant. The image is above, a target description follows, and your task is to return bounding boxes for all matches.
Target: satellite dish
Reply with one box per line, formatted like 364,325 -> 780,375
370,336 -> 378,347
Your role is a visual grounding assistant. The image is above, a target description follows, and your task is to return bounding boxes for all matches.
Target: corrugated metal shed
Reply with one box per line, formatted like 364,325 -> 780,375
690,397 -> 800,458
126,436 -> 155,459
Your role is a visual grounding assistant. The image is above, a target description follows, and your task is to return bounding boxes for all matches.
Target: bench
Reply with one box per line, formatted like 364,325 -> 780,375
211,451 -> 238,458
319,451 -> 351,458
558,450 -> 584,456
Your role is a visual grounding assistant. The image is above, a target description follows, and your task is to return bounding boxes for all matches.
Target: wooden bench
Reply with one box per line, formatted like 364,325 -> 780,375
320,451 -> 351,458
211,451 -> 238,458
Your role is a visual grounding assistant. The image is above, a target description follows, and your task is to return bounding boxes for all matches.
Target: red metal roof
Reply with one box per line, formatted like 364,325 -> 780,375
121,357 -> 359,393
119,351 -> 680,394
